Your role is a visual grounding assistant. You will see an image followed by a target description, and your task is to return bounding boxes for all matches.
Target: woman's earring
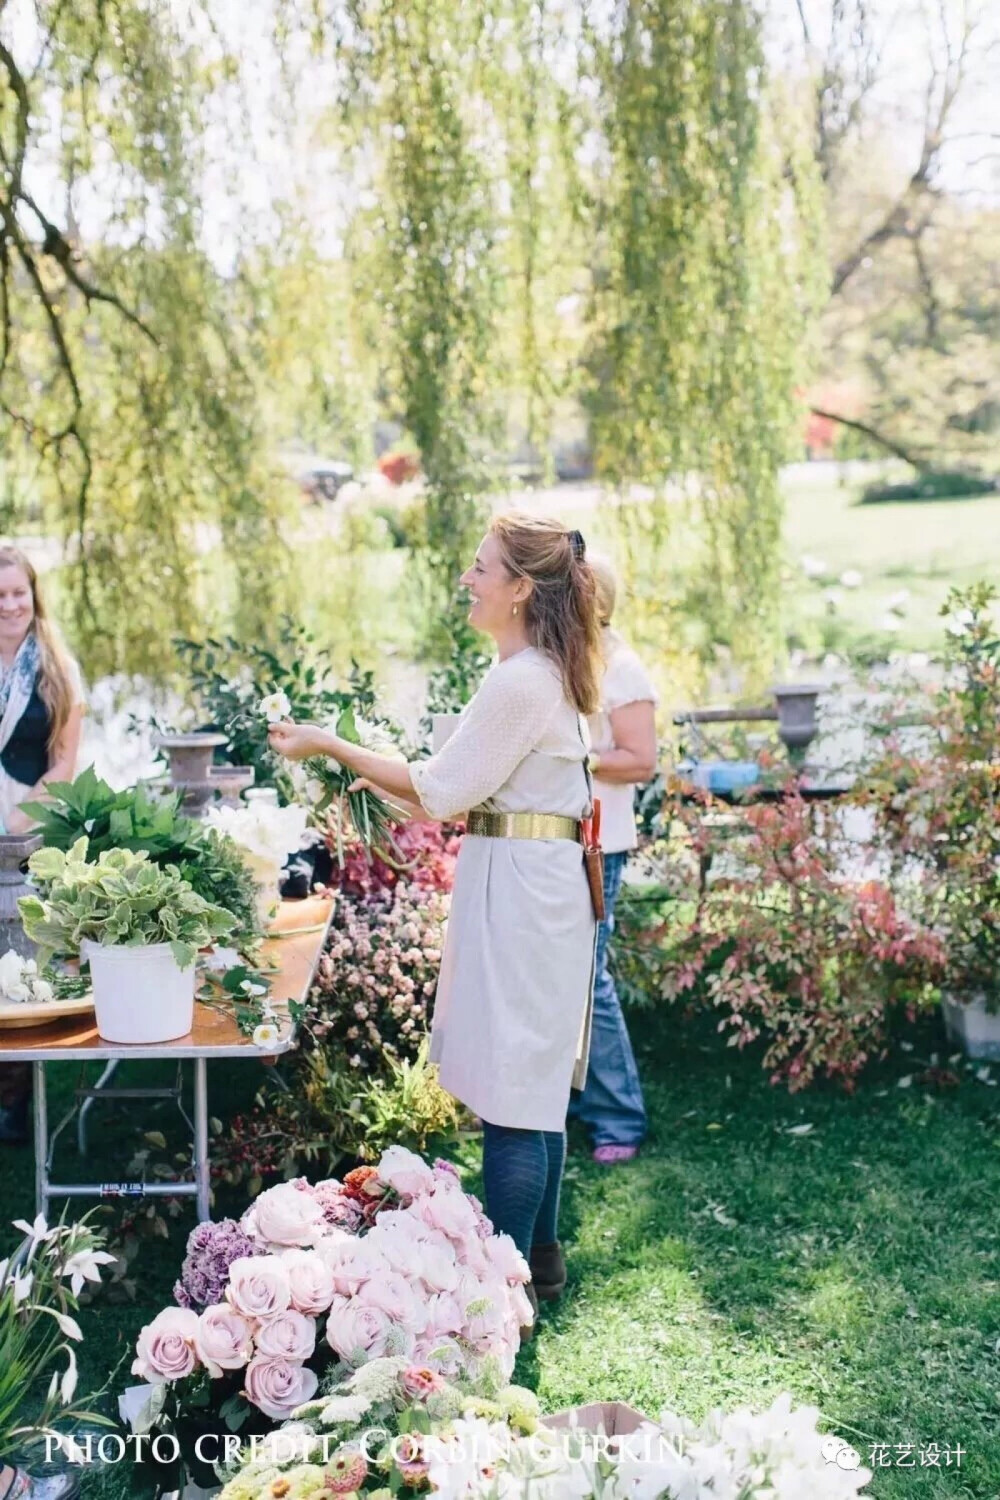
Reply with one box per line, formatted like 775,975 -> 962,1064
512,604 -> 519,617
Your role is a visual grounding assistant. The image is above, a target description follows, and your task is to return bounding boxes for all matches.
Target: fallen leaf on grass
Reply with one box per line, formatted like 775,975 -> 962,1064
786,1123 -> 814,1136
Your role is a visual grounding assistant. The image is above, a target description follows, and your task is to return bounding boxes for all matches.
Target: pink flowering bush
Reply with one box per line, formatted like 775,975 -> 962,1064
127,1148 -> 531,1472
657,787 -> 946,1090
324,819 -> 462,902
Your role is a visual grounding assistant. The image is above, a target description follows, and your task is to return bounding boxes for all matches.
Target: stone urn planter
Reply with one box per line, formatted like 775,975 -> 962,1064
771,684 -> 822,759
0,832 -> 43,960
941,991 -> 1000,1060
155,732 -> 254,815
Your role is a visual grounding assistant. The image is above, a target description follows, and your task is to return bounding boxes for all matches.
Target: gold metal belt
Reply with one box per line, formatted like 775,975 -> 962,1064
466,808 -> 581,841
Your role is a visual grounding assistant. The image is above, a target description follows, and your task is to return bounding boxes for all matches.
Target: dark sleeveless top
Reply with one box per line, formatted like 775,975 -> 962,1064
0,676 -> 52,787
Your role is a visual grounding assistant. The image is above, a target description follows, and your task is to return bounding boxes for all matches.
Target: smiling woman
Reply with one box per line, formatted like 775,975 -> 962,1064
0,544 -> 87,1147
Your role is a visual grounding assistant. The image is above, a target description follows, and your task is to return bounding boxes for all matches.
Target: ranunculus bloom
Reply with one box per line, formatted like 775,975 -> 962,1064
400,1365 -> 446,1400
280,1248 -> 337,1315
194,1305 -> 254,1378
244,1182 -> 324,1248
254,1308 -> 317,1362
376,1145 -> 436,1200
225,1255 -> 292,1321
132,1307 -> 200,1384
243,1354 -> 318,1420
325,1298 -> 396,1361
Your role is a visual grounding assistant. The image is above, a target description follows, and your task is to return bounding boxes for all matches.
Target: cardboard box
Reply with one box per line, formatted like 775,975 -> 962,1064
545,1402 -> 655,1437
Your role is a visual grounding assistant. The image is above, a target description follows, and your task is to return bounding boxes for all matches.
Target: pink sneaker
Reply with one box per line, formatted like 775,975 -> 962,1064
592,1144 -> 639,1165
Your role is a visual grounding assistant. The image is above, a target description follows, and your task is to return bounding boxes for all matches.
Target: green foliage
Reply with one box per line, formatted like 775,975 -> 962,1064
861,471 -> 1000,504
174,618 -> 377,797
22,766 -> 261,942
21,765 -> 193,861
301,1039 -> 462,1166
20,839 -> 236,970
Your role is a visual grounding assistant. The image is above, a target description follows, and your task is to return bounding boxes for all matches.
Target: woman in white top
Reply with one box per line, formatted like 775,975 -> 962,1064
567,555 -> 658,1165
269,513 -> 601,1321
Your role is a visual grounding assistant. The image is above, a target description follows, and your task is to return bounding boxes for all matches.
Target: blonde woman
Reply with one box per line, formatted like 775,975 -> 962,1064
270,514 -> 601,1320
567,555 -> 658,1164
0,544 -> 86,1146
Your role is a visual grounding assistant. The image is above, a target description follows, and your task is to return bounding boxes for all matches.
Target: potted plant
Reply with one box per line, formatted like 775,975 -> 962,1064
18,840 -> 236,1044
863,583 -> 1000,1057
204,800 -> 310,927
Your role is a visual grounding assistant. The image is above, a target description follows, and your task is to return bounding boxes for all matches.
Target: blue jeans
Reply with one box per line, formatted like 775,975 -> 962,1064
568,850 -> 647,1147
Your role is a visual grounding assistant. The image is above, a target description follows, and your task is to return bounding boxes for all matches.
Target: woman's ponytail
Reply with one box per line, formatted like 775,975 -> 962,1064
489,514 -> 602,714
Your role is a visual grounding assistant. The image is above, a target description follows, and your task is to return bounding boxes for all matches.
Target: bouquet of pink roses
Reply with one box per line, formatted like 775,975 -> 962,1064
125,1149 -> 530,1486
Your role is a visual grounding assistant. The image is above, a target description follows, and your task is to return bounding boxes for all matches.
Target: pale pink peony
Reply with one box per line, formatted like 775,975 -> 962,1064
419,1291 -> 464,1340
316,1240 -> 387,1298
243,1182 -> 324,1248
243,1354 -> 318,1420
225,1255 -> 292,1321
417,1186 -> 479,1242
510,1282 -> 535,1329
325,1297 -> 398,1361
254,1309 -> 317,1362
194,1305 -> 254,1378
484,1232 -> 530,1285
132,1307 -> 200,1384
354,1268 -> 420,1328
280,1248 -> 337,1315
410,1334 -> 464,1377
375,1145 -> 436,1200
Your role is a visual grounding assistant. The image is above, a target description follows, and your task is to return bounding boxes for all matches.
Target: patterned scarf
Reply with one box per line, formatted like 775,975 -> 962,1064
0,630 -> 41,755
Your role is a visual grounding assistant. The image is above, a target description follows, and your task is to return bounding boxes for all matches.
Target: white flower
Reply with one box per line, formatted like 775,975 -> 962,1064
945,607 -> 976,637
259,690 -> 292,724
840,569 -> 863,589
61,1245 -> 116,1297
879,614 -> 902,633
886,589 -> 910,613
253,1022 -> 280,1049
13,1269 -> 33,1304
799,555 -> 828,579
205,802 -> 309,864
823,589 -> 843,611
203,946 -> 242,973
31,979 -> 54,1004
13,1213 -> 52,1252
0,949 -> 26,996
60,1345 -> 78,1405
354,716 -> 404,759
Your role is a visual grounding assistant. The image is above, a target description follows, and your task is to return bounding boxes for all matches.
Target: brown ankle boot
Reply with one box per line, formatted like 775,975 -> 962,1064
529,1240 -> 566,1301
519,1280 -> 539,1342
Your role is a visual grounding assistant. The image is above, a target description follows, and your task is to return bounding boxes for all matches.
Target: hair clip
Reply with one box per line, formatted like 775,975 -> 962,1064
568,529 -> 586,560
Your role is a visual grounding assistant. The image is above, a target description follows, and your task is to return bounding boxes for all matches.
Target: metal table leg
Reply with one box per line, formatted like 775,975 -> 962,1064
193,1057 -> 210,1223
77,1059 -> 119,1155
33,1059 -> 48,1219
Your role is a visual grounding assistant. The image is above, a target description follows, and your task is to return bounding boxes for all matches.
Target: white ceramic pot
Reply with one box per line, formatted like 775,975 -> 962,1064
941,991 -> 1000,1060
82,940 -> 196,1044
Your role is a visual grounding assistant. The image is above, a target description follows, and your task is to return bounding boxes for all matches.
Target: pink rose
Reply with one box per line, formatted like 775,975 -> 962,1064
280,1249 -> 337,1315
375,1145 -> 436,1200
194,1305 -> 254,1378
132,1307 -> 200,1384
243,1354 -> 319,1420
243,1182 -> 324,1248
417,1186 -> 479,1241
225,1255 -> 291,1321
255,1309 -> 317,1362
325,1298 -> 397,1360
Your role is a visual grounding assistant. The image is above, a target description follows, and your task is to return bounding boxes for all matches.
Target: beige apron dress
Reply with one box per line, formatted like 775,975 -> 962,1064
410,646 -> 596,1131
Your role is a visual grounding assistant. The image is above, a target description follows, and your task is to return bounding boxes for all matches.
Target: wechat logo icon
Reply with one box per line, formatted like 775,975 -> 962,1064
821,1436 -> 862,1470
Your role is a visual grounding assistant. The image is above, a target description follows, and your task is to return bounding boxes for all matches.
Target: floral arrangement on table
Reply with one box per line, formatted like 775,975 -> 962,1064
19,840 -> 237,973
19,765 -> 264,946
214,1370 -> 872,1500
125,1148 -> 530,1485
205,800 -> 311,928
0,1213 -> 115,1456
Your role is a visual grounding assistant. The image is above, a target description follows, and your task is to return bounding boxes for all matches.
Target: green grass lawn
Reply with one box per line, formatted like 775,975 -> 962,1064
3,1001 -> 998,1498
